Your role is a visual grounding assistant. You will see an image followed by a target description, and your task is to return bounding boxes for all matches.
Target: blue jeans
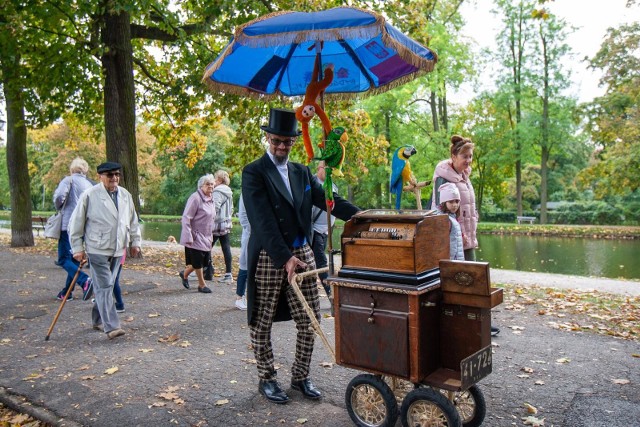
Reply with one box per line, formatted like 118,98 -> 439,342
58,230 -> 90,296
236,269 -> 247,297
113,264 -> 124,310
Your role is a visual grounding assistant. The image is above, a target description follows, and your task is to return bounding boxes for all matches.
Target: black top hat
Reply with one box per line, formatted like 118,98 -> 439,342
260,108 -> 302,137
97,161 -> 122,174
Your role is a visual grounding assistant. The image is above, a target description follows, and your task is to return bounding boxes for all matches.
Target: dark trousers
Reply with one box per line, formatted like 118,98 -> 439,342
311,231 -> 330,295
212,233 -> 232,273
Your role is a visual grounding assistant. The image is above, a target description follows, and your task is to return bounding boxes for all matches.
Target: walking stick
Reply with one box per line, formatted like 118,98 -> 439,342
45,259 -> 87,341
289,267 -> 335,363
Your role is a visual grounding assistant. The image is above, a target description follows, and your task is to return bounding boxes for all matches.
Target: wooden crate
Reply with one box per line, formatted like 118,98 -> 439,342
439,260 -> 503,308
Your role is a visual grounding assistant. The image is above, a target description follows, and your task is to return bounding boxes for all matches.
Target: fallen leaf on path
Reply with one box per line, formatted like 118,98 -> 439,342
521,367 -> 534,373
77,365 -> 91,371
611,378 -> 630,385
524,403 -> 538,414
215,350 -> 224,355
148,313 -> 161,318
81,375 -> 96,380
149,402 -> 166,408
555,357 -> 570,364
179,341 -> 191,348
215,399 -> 229,406
297,419 -> 308,424
104,366 -> 119,375
139,348 -> 154,353
22,373 -> 43,381
534,380 -> 545,385
319,361 -> 333,368
158,334 -> 180,343
522,415 -> 545,426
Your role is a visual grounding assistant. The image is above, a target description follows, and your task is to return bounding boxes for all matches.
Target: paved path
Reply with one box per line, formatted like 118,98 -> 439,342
0,238 -> 638,426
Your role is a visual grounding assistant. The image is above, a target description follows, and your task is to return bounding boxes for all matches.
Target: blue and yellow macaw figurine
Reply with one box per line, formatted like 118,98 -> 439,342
390,145 -> 417,210
315,127 -> 347,210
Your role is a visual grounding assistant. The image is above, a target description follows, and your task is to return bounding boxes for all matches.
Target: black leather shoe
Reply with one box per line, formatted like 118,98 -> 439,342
291,378 -> 322,400
259,380 -> 290,404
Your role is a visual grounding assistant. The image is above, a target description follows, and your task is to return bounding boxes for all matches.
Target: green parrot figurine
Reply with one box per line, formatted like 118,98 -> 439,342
315,127 -> 347,210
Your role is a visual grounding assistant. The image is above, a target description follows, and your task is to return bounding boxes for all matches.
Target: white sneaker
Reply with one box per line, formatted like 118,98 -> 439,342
235,297 -> 247,310
222,273 -> 233,283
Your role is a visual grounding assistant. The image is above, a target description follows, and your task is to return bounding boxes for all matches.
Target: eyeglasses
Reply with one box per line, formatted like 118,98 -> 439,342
103,172 -> 120,178
269,136 -> 296,147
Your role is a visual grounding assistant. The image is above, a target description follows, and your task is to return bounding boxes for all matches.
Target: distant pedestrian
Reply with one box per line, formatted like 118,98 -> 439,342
235,194 -> 249,310
68,161 -> 141,340
211,170 -> 234,283
436,183 -> 464,261
178,174 -> 216,294
53,157 -> 94,301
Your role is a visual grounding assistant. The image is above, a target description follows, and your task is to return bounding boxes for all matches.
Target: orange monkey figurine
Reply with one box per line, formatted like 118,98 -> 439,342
295,56 -> 334,162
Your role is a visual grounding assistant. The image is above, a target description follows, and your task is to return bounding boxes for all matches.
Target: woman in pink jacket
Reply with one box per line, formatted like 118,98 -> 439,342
179,174 -> 216,294
430,135 -> 478,261
430,135 -> 500,336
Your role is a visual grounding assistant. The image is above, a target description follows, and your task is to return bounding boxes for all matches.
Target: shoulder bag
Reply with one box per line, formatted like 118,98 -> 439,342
44,178 -> 72,239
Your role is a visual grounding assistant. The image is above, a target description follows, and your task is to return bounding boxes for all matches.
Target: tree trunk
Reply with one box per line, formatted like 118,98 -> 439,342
540,32 -> 551,224
1,48 -> 34,247
102,9 -> 140,213
430,91 -> 439,132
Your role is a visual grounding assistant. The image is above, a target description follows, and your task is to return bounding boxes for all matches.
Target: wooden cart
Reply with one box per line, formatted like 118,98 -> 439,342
326,209 -> 503,427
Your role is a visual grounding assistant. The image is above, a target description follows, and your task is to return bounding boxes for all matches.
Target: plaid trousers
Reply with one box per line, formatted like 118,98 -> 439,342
250,244 -> 319,381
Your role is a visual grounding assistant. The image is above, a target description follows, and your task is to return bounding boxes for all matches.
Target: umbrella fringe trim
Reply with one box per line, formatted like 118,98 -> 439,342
202,69 -> 434,101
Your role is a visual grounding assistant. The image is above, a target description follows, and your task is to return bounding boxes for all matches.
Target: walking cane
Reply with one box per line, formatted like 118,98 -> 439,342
45,259 -> 87,341
289,267 -> 335,363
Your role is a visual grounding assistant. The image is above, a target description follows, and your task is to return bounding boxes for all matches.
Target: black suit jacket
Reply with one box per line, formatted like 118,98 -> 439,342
242,153 -> 359,325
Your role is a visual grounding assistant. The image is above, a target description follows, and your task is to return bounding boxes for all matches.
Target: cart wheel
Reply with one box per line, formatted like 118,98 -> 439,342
439,385 -> 486,427
345,374 -> 399,427
400,388 -> 462,427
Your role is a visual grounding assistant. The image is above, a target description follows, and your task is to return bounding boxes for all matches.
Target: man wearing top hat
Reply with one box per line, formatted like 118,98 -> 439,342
242,108 -> 359,404
68,161 -> 141,340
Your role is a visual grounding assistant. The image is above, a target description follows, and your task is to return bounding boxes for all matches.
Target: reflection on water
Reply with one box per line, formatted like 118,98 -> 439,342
3,219 -> 639,280
476,234 -> 640,280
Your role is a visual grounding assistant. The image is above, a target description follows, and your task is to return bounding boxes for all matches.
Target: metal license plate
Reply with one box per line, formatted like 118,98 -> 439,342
460,345 -> 492,389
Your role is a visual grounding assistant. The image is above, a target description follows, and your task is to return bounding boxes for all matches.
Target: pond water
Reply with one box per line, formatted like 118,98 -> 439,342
3,219 -> 639,280
137,222 -> 640,280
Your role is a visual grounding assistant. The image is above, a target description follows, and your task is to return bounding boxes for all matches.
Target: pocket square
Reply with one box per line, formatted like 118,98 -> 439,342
304,184 -> 311,192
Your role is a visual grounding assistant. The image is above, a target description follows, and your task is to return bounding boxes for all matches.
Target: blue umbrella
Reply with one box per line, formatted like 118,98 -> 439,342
202,7 -> 437,98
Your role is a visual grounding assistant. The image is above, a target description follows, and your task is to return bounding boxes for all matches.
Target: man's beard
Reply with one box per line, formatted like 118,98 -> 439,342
273,153 -> 288,165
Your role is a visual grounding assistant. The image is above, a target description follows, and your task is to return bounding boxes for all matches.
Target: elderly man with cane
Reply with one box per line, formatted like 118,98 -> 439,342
68,161 -> 141,340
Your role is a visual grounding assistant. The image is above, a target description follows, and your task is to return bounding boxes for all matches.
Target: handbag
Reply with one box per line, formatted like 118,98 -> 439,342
44,212 -> 63,239
44,178 -> 72,239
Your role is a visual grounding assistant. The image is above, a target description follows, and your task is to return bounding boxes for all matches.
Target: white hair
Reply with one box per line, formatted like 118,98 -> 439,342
197,174 -> 215,189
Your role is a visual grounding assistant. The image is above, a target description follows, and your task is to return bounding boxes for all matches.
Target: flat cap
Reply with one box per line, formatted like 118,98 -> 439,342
97,162 -> 122,174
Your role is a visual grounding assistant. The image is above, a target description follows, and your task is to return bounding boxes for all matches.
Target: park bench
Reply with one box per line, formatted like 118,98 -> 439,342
32,216 -> 48,236
516,216 -> 536,224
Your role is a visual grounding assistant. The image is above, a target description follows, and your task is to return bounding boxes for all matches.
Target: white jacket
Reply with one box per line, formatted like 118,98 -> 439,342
68,183 -> 141,256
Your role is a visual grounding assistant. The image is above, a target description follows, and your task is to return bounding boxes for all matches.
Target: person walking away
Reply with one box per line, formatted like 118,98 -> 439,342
242,108 -> 359,404
310,161 -> 337,314
68,162 -> 141,340
211,170 -> 234,283
435,183 -> 464,261
53,157 -> 94,301
430,135 -> 499,336
234,194 -> 250,310
178,174 -> 216,294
